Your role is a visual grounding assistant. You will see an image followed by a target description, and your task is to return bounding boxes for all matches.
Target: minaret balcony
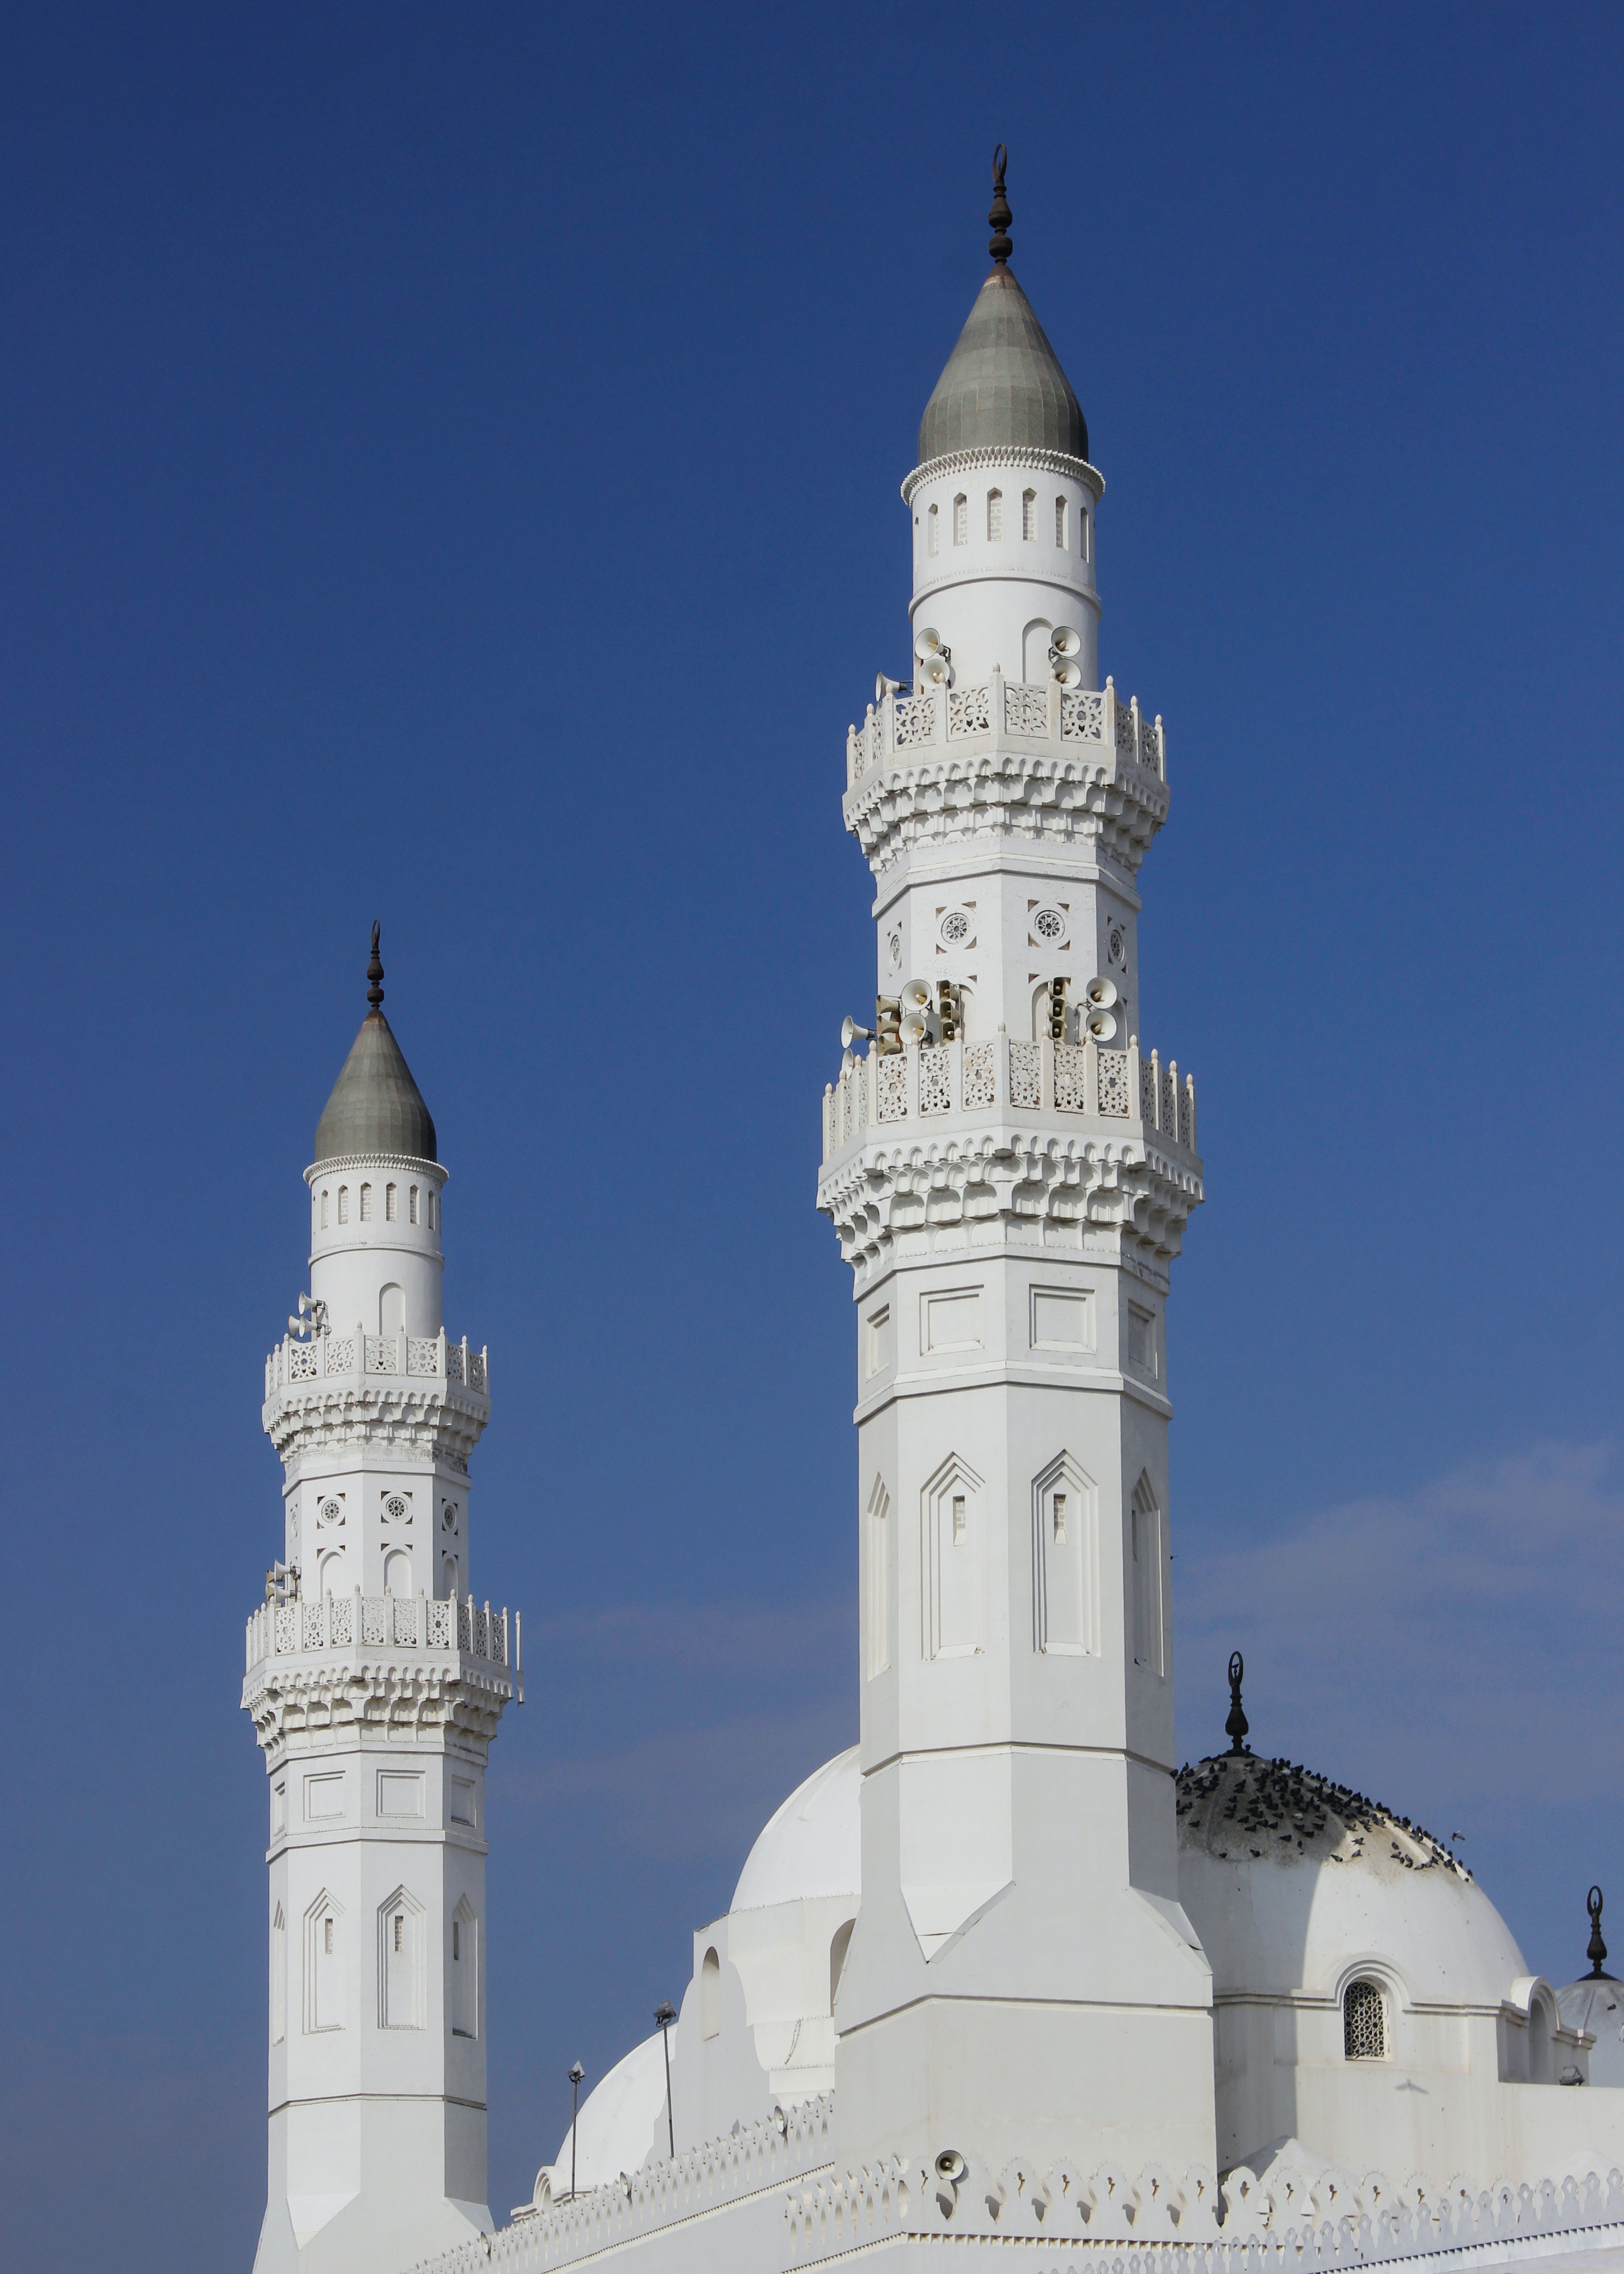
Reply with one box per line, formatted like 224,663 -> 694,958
245,1587 -> 517,1674
842,671 -> 1168,870
821,1032 -> 1196,1169
263,1326 -> 487,1405
242,1587 -> 522,1749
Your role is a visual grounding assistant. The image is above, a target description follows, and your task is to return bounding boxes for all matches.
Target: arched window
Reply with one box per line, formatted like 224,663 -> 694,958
359,1183 -> 372,1222
700,1946 -> 721,2039
337,1186 -> 349,1225
452,1898 -> 477,2038
1344,1979 -> 1386,2060
927,502 -> 939,556
409,1185 -> 419,1225
1022,488 -> 1036,540
953,494 -> 967,546
385,1183 -> 397,1221
319,1551 -> 344,1599
986,488 -> 1003,540
1130,1472 -> 1165,1675
430,1189 -> 438,1231
383,1549 -> 411,1597
1055,495 -> 1068,548
319,1189 -> 329,1230
270,1905 -> 286,2046
1081,507 -> 1091,564
829,1917 -> 855,2010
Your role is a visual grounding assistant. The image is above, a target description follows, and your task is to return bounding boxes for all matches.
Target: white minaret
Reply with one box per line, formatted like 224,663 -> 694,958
818,155 -> 1216,2186
243,929 -> 521,2274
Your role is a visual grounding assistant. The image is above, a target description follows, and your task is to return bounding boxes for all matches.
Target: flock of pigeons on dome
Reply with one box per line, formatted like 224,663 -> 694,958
1175,1754 -> 1469,1875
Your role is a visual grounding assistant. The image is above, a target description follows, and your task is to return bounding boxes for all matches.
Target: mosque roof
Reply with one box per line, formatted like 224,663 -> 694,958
917,149 -> 1087,466
730,1746 -> 860,1913
312,927 -> 438,1164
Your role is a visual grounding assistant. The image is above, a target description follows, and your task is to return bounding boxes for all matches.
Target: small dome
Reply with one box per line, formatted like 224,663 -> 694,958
1177,1754 -> 1526,2009
1557,1888 -> 1624,2084
313,1009 -> 437,1164
544,2030 -> 667,2194
917,266 -> 1087,466
730,1747 -> 860,1913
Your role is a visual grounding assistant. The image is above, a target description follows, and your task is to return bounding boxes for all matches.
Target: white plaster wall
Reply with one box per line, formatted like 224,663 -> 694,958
906,459 -> 1102,690
307,1155 -> 446,1338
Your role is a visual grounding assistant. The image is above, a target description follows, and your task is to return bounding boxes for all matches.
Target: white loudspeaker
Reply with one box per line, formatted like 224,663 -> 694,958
1084,976 -> 1118,1008
875,673 -> 905,703
1051,625 -> 1083,659
900,979 -> 933,1014
1053,659 -> 1083,688
841,1015 -> 873,1050
919,652 -> 951,687
1085,1009 -> 1118,1041
899,1010 -> 930,1046
914,625 -> 944,659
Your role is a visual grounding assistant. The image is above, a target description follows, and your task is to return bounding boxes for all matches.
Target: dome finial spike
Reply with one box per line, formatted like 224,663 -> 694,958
366,920 -> 384,1011
1589,1884 -> 1609,1977
1225,1650 -> 1250,1756
988,143 -> 1012,266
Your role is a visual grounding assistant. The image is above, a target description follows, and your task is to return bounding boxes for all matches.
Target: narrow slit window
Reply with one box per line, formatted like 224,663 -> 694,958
428,1190 -> 437,1231
1055,496 -> 1068,548
928,502 -> 939,556
320,1190 -> 329,1230
324,1917 -> 334,1956
359,1183 -> 372,1222
409,1185 -> 419,1225
453,1919 -> 461,1962
337,1187 -> 349,1225
953,494 -> 967,546
1022,488 -> 1036,540
393,1914 -> 404,1954
1053,1492 -> 1068,1544
952,1494 -> 967,1543
385,1183 -> 397,1222
987,488 -> 1003,541
1081,509 -> 1091,563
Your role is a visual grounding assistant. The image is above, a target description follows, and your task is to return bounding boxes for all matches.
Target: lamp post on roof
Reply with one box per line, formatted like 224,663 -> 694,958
567,2061 -> 585,2200
654,2001 -> 677,2159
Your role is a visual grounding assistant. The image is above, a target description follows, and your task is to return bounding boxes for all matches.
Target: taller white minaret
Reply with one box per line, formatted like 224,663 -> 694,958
243,930 -> 521,2274
819,155 -> 1215,2185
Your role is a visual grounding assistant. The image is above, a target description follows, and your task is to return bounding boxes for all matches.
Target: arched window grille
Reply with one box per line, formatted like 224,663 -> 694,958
986,488 -> 1003,541
1022,488 -> 1036,540
1055,495 -> 1068,548
927,503 -> 939,555
1081,508 -> 1091,563
359,1182 -> 372,1222
409,1185 -> 419,1225
385,1183 -> 397,1221
337,1186 -> 349,1225
319,1190 -> 329,1230
953,494 -> 967,546
1344,1979 -> 1386,2060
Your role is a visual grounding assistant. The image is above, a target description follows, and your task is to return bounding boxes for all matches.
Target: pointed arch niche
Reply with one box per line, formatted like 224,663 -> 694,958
377,1886 -> 426,2031
1031,1452 -> 1099,1656
864,1475 -> 891,1680
921,1452 -> 986,1661
1129,1471 -> 1167,1676
303,1890 -> 344,2034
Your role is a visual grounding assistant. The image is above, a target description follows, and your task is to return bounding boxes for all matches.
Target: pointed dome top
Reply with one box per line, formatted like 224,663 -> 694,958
917,148 -> 1088,466
312,925 -> 438,1164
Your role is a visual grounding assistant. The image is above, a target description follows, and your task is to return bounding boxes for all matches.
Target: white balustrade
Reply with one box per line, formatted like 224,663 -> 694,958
265,1325 -> 489,1400
244,1586 -> 519,1675
820,1033 -> 1197,1168
846,670 -> 1163,790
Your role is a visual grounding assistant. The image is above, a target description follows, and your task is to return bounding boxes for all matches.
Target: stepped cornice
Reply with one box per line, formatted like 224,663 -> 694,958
262,1327 -> 490,1474
901,444 -> 1104,505
243,1591 -> 519,1753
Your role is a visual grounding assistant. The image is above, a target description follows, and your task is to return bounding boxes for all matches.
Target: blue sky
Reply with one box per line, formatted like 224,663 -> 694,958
3,4 -> 1623,2264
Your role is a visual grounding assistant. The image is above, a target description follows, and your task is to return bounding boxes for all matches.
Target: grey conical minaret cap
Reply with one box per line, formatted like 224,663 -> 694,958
917,150 -> 1088,465
312,925 -> 438,1164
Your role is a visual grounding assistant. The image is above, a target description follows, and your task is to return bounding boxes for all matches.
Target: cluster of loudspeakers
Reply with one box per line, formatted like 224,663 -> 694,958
1049,625 -> 1083,688
842,978 -> 961,1055
914,626 -> 952,687
1048,974 -> 1119,1043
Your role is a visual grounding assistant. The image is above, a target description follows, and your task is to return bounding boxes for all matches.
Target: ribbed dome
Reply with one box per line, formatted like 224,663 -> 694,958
917,265 -> 1087,465
313,1010 -> 437,1164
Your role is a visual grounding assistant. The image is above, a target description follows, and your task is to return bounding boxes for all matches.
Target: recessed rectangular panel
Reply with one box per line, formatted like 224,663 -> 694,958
1031,1287 -> 1095,1355
450,1776 -> 478,1828
304,1773 -> 344,1822
376,1772 -> 425,1820
922,1287 -> 983,1353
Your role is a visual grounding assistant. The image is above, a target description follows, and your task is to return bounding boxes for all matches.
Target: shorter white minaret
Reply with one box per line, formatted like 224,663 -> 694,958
244,930 -> 520,2274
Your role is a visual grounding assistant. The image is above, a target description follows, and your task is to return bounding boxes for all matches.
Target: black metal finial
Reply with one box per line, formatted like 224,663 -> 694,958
988,144 -> 1012,266
366,921 -> 384,1010
1588,1885 -> 1612,1978
1225,1650 -> 1250,1756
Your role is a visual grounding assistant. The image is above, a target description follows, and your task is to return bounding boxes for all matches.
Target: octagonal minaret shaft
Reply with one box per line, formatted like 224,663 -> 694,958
819,158 -> 1215,2185
244,933 -> 520,2274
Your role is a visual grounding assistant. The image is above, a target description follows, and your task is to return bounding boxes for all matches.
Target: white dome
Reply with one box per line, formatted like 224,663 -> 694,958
546,2030 -> 667,2195
1177,1753 -> 1528,2007
730,1747 -> 861,1913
